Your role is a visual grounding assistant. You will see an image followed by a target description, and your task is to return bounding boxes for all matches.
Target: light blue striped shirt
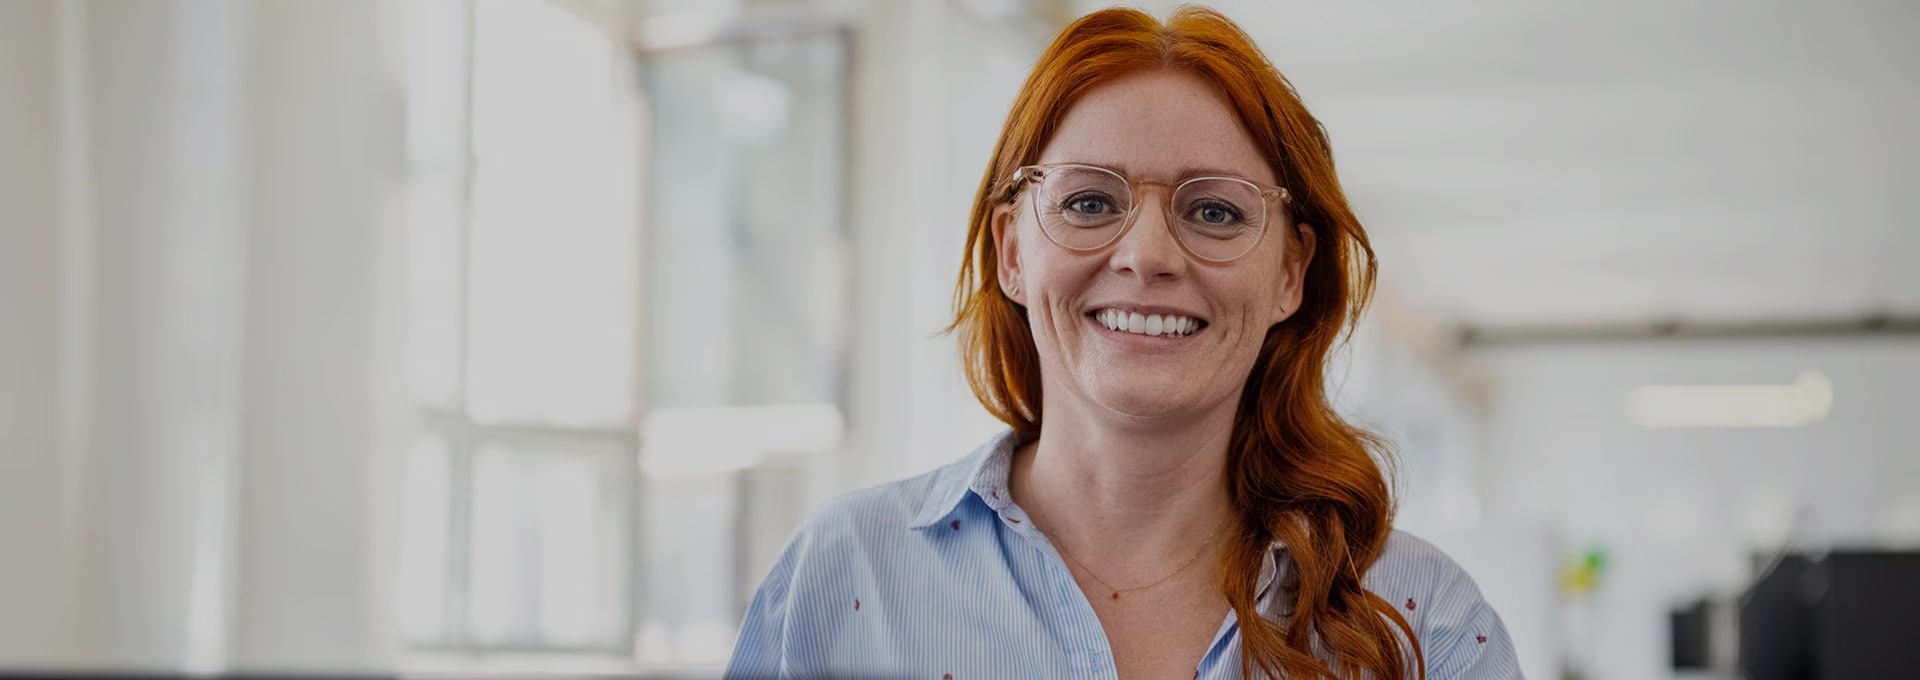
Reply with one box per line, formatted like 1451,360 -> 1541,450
726,431 -> 1523,679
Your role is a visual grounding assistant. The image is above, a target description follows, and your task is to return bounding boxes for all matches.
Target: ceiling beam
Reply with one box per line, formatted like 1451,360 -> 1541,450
1460,315 -> 1920,346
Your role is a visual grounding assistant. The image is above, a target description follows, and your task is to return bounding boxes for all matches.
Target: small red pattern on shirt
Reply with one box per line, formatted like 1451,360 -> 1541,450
1405,598 -> 1416,611
1477,635 -> 1488,644
853,599 -> 860,611
950,519 -> 960,530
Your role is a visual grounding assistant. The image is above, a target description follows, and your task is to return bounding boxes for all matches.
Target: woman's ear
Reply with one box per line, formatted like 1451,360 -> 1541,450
1275,222 -> 1316,323
992,205 -> 1025,305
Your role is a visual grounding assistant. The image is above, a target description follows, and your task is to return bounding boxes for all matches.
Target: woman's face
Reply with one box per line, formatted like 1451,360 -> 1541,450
994,68 -> 1313,423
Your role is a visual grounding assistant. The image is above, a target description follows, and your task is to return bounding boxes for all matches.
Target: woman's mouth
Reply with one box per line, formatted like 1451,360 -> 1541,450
1088,308 -> 1207,338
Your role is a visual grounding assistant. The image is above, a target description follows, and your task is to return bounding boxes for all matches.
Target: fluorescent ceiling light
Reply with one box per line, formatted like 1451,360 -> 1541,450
1626,371 -> 1833,428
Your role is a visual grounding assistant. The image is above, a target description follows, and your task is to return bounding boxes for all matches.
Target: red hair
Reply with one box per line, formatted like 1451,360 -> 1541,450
949,6 -> 1421,678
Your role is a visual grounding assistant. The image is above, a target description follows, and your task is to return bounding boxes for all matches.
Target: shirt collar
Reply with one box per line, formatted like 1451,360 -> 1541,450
907,429 -> 1021,530
906,430 -> 1292,600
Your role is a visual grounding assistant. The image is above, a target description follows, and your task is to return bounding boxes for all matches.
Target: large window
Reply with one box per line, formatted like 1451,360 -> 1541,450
399,0 -> 641,654
397,0 -> 851,667
632,22 -> 852,666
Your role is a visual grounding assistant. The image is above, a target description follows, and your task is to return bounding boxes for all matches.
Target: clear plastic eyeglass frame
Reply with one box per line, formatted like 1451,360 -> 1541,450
1008,162 -> 1291,263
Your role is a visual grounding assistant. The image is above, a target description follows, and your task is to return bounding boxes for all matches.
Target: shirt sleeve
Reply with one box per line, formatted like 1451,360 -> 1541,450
724,537 -> 801,679
1420,563 -> 1525,679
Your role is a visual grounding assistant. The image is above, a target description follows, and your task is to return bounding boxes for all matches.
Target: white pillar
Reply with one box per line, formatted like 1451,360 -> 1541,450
2,0 -> 408,671
229,0 -> 407,670
67,0 -> 253,670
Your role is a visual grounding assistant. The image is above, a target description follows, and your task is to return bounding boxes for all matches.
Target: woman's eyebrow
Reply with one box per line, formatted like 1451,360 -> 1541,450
1088,161 -> 1262,181
1177,165 -> 1258,180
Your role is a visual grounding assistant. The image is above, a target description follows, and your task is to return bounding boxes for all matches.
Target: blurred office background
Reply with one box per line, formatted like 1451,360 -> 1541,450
1,0 -> 1916,678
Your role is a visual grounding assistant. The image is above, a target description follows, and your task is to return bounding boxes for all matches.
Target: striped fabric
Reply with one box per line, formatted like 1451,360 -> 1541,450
725,431 -> 1524,679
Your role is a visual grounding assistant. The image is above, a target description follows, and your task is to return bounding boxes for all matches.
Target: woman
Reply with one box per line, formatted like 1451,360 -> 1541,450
727,6 -> 1520,679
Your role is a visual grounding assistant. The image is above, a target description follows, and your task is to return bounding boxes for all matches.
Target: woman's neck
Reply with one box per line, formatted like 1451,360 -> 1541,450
1008,389 -> 1240,570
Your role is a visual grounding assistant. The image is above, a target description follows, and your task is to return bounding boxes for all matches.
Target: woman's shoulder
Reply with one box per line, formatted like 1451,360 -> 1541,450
1363,529 -> 1487,610
1372,530 -> 1471,578
1363,530 -> 1523,677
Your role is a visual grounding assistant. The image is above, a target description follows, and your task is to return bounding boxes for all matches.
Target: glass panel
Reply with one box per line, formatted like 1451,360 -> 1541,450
466,0 -> 637,427
403,0 -> 469,409
404,0 -> 468,171
467,437 -> 632,649
641,33 -> 848,410
397,434 -> 452,643
637,28 -> 851,666
635,472 -> 738,666
405,175 -> 466,408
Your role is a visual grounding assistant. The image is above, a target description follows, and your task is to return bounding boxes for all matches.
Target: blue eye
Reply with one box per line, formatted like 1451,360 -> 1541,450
1193,201 -> 1241,225
1063,193 -> 1115,216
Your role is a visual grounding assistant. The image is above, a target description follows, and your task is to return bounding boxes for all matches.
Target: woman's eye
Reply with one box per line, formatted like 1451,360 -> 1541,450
1064,194 -> 1113,215
1191,202 -> 1242,225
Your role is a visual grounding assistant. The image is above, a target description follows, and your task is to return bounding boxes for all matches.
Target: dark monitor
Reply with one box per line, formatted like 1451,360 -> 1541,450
1669,597 -> 1712,670
1740,553 -> 1815,680
1816,551 -> 1920,679
1740,550 -> 1920,680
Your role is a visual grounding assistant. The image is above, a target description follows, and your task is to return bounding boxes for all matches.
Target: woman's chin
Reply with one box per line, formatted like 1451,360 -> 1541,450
1085,380 -> 1216,422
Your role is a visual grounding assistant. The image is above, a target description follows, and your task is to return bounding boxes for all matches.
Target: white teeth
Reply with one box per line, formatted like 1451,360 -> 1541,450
1095,309 -> 1200,337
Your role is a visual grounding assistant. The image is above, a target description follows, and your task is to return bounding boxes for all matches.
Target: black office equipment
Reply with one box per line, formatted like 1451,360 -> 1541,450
1739,550 -> 1920,680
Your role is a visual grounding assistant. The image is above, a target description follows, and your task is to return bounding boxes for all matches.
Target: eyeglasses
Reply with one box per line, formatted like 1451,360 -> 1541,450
1009,163 -> 1290,263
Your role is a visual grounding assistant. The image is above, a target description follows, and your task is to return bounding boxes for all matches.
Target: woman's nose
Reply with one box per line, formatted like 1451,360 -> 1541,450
1106,190 -> 1187,281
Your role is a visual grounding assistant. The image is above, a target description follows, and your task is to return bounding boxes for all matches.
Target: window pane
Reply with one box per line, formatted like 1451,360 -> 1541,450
467,437 -> 632,649
636,472 -> 739,666
642,34 -> 848,409
397,434 -> 452,643
404,0 -> 468,170
403,0 -> 469,410
405,175 -> 466,409
466,0 -> 637,426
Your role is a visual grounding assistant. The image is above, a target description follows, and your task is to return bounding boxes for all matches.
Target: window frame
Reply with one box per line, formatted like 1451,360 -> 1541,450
402,0 -> 646,658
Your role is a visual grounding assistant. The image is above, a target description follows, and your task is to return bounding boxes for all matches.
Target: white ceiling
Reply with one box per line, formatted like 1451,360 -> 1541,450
1075,1 -> 1920,328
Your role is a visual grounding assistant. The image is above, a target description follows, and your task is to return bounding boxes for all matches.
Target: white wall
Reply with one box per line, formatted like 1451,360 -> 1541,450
1472,335 -> 1920,680
0,0 -> 407,672
0,0 -> 66,666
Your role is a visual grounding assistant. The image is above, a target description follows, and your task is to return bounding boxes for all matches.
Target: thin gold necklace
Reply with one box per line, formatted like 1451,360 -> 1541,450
1051,515 -> 1232,601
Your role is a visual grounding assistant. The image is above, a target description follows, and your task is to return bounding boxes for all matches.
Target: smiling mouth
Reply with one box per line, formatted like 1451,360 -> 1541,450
1088,308 -> 1208,338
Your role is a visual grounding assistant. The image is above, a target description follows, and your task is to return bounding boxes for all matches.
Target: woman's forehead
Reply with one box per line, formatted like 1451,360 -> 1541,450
1035,69 -> 1276,186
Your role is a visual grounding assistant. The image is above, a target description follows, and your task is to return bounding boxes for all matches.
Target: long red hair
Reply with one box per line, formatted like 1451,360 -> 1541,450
949,6 -> 1421,678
